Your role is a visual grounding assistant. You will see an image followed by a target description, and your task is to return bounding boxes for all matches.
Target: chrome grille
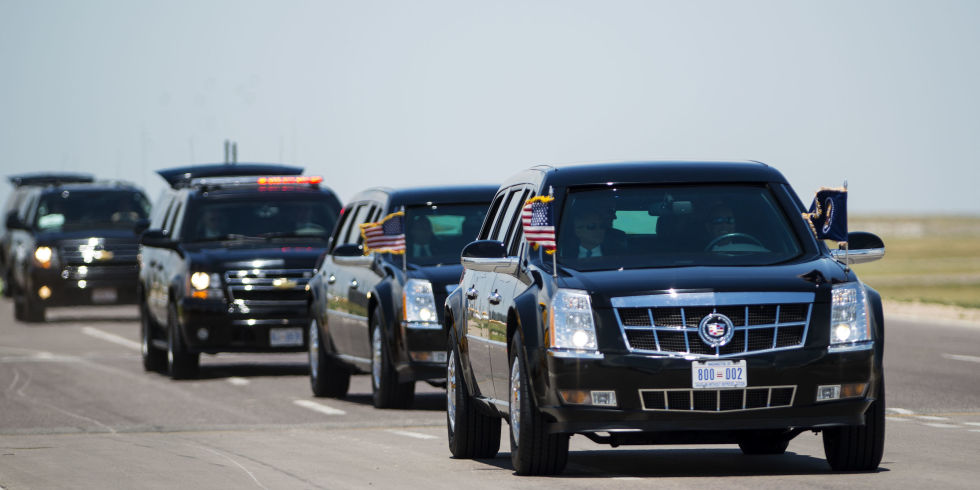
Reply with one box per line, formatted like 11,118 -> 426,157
639,386 -> 796,412
611,292 -> 814,358
59,239 -> 139,265
224,269 -> 312,305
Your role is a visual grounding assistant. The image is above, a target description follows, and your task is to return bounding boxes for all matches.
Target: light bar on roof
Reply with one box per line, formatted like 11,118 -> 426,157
188,175 -> 323,188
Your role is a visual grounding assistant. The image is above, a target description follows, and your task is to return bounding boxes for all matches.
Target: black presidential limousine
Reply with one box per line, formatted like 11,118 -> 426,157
444,161 -> 886,475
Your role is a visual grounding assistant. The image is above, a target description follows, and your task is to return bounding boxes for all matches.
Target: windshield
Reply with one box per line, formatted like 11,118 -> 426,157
555,185 -> 803,270
34,190 -> 150,231
401,203 -> 489,266
185,196 -> 339,242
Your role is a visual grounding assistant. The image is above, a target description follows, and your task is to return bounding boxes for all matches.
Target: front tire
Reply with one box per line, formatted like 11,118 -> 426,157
167,301 -> 199,379
823,380 -> 886,471
14,289 -> 45,323
309,317 -> 350,398
140,300 -> 166,372
447,329 -> 500,459
370,312 -> 415,409
509,334 -> 568,475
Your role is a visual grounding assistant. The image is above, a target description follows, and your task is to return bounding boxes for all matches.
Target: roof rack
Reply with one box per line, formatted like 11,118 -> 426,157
189,175 -> 323,191
156,163 -> 304,188
8,172 -> 95,187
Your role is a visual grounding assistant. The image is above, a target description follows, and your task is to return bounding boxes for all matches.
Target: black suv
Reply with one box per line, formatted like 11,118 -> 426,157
138,163 -> 342,379
307,185 -> 495,408
3,176 -> 150,322
445,161 -> 886,475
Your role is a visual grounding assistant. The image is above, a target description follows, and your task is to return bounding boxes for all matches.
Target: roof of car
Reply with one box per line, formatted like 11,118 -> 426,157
35,180 -> 145,193
349,184 -> 499,207
505,161 -> 789,188
7,172 -> 95,187
156,163 -> 304,188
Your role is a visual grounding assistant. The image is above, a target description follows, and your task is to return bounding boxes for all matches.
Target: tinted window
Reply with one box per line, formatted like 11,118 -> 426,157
184,195 -> 339,242
34,190 -> 150,231
403,203 -> 490,266
555,185 -> 803,269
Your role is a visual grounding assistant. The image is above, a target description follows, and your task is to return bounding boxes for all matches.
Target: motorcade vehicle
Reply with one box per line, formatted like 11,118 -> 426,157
307,185 -> 496,408
444,161 -> 886,475
1,173 -> 95,297
138,163 -> 341,379
4,176 -> 150,322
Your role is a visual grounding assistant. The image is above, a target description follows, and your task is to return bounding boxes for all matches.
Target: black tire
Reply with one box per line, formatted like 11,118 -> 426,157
2,268 -> 12,298
509,334 -> 569,476
370,313 -> 415,409
823,380 -> 886,471
167,301 -> 199,379
309,317 -> 350,398
738,430 -> 790,455
447,329 -> 501,459
15,292 -> 45,323
140,300 -> 166,372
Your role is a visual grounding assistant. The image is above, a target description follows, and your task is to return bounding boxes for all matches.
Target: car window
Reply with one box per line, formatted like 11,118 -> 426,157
184,196 -> 339,242
479,193 -> 506,240
339,203 -> 372,246
403,202 -> 491,266
33,190 -> 151,232
504,188 -> 531,256
556,184 -> 803,269
491,189 -> 522,243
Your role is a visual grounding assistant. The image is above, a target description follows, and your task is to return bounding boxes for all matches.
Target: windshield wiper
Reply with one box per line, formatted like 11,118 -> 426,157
197,233 -> 265,242
257,231 -> 328,240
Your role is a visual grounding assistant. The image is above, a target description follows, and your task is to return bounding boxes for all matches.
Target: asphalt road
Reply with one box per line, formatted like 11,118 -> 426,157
1,302 -> 979,489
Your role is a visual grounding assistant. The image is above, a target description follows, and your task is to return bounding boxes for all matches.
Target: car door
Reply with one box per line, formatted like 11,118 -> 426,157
346,203 -> 384,361
324,202 -> 376,365
142,193 -> 176,324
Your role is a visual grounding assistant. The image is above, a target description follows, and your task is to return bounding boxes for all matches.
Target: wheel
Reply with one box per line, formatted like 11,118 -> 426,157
166,301 -> 199,379
140,300 -> 166,372
509,334 -> 569,475
738,430 -> 790,455
15,292 -> 45,323
447,329 -> 501,459
823,380 -> 886,471
370,312 -> 415,409
309,317 -> 350,398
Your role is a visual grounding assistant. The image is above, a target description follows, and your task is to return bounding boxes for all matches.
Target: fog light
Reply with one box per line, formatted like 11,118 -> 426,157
560,390 -> 590,405
834,324 -> 852,343
817,385 -> 841,401
841,383 -> 867,398
197,328 -> 209,341
409,351 -> 447,363
591,390 -> 617,407
77,280 -> 87,289
38,286 -> 52,300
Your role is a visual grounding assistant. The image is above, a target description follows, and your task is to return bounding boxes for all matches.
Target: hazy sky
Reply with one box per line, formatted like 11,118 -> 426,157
2,0 -> 978,214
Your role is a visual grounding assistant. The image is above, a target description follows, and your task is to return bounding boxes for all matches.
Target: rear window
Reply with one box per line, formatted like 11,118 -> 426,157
34,190 -> 150,231
555,184 -> 803,270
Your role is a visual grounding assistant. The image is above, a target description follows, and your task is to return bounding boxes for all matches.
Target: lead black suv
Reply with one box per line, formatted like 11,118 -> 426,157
4,176 -> 150,322
307,185 -> 495,408
445,161 -> 886,475
138,163 -> 342,379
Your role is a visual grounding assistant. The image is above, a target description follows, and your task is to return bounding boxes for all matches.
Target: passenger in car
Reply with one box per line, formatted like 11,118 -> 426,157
568,208 -> 625,259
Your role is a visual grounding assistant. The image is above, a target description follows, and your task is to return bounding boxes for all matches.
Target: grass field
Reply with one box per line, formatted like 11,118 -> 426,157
848,215 -> 980,309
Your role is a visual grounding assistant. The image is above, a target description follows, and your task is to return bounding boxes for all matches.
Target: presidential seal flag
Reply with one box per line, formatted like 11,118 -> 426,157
521,195 -> 557,253
803,187 -> 848,242
360,211 -> 406,254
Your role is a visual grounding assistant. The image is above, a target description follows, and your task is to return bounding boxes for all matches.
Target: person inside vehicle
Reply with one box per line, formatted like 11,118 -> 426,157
409,216 -> 437,258
197,209 -> 226,239
705,203 -> 736,240
570,208 -> 624,259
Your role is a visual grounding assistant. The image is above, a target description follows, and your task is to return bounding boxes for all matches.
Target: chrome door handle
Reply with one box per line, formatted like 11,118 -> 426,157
327,274 -> 336,284
465,286 -> 478,300
350,279 -> 359,289
488,290 -> 502,305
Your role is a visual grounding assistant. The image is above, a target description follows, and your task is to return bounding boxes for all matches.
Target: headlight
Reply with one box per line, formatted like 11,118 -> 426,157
549,289 -> 597,351
403,278 -> 438,327
34,246 -> 54,268
829,282 -> 872,352
188,272 -> 223,299
190,272 -> 211,290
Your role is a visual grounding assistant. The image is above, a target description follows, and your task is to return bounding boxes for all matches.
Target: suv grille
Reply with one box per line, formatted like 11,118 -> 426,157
612,292 -> 813,358
224,269 -> 312,306
59,240 -> 139,265
639,386 -> 796,412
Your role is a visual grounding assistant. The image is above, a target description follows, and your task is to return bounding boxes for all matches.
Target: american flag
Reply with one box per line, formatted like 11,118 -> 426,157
521,195 -> 556,253
360,211 -> 406,254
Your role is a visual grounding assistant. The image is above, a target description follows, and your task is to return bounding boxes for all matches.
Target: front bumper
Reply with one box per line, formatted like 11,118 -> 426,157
177,298 -> 310,353
28,264 -> 139,307
396,322 -> 449,382
534,346 -> 878,435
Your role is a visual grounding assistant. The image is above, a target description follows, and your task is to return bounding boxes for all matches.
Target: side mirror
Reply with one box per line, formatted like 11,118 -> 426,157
133,218 -> 150,235
831,231 -> 885,264
140,230 -> 177,249
461,240 -> 518,274
5,212 -> 24,230
332,243 -> 373,266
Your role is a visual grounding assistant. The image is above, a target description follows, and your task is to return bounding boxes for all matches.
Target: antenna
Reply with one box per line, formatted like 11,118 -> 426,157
232,142 -> 237,163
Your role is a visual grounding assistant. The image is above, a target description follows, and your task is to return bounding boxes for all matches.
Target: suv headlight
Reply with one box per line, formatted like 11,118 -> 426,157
403,278 -> 439,328
829,282 -> 872,352
34,246 -> 55,269
549,289 -> 598,351
188,272 -> 223,299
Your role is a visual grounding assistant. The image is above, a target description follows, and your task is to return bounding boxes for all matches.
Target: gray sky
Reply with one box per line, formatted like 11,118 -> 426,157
2,0 -> 978,214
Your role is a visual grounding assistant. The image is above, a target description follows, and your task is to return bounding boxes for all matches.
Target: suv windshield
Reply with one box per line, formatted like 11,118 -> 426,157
556,184 -> 803,270
34,190 -> 150,231
402,203 -> 488,266
185,196 -> 338,242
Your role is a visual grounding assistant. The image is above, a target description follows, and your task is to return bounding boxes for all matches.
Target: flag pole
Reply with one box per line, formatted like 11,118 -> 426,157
401,206 -> 407,273
549,186 -> 557,280
842,180 -> 849,273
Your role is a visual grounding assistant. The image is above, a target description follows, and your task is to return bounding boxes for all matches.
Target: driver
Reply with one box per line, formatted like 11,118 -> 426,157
705,204 -> 736,240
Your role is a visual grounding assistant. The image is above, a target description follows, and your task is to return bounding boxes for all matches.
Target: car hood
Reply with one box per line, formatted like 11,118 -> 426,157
36,229 -> 141,244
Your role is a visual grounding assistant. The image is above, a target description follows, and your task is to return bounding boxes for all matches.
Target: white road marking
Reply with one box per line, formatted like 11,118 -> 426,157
293,399 -> 346,416
917,416 -> 950,421
82,327 -> 141,351
613,477 -> 644,481
963,422 -> 980,427
387,430 -> 437,440
971,430 -> 980,433
227,377 -> 250,386
886,407 -> 915,415
886,417 -> 910,422
942,353 -> 980,364
924,423 -> 959,429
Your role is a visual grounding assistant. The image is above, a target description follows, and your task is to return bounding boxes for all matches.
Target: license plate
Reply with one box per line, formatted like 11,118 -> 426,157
91,288 -> 118,304
269,327 -> 304,347
692,360 -> 747,389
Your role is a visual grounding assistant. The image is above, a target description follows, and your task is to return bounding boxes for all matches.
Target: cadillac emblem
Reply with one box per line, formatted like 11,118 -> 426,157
698,313 -> 735,348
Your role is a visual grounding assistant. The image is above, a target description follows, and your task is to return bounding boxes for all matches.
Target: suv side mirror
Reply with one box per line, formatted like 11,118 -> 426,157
133,218 -> 151,235
332,243 -> 374,266
5,212 -> 24,230
831,231 -> 885,265
461,240 -> 518,274
140,230 -> 177,249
